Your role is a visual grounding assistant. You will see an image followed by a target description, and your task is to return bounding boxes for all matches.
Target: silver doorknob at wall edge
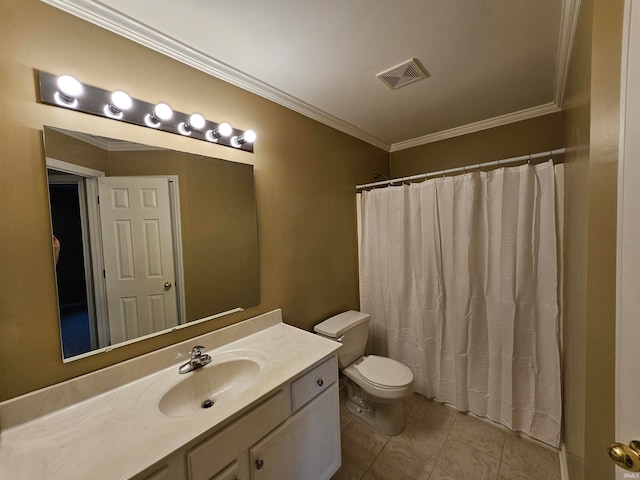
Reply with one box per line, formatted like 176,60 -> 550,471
608,440 -> 640,472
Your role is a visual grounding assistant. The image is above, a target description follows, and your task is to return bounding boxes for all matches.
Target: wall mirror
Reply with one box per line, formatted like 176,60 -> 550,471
44,126 -> 260,361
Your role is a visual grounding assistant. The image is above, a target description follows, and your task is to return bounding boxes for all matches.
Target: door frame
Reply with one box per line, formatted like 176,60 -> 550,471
47,172 -> 100,352
47,158 -> 109,352
615,0 -> 640,478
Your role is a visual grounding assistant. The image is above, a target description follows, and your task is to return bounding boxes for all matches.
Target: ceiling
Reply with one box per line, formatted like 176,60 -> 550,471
43,0 -> 578,152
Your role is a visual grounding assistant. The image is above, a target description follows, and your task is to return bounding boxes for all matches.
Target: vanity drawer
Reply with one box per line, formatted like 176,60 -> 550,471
141,465 -> 170,480
210,460 -> 239,480
290,355 -> 338,411
187,389 -> 290,480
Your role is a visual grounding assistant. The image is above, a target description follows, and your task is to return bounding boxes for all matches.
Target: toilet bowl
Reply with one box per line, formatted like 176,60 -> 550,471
314,311 -> 414,436
344,355 -> 414,401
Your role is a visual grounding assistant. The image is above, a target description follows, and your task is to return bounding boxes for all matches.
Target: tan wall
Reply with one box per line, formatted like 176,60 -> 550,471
389,112 -> 564,177
45,128 -> 110,172
562,0 -> 623,478
0,0 -> 388,401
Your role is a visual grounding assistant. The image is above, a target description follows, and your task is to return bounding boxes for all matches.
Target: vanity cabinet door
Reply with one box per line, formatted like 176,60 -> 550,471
249,382 -> 340,480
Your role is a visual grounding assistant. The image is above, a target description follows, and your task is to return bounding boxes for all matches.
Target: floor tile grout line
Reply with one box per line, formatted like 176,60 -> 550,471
431,409 -> 459,472
495,434 -> 507,480
363,436 -> 390,477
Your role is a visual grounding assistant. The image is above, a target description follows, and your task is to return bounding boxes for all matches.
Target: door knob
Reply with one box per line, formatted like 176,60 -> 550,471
608,441 -> 640,471
164,281 -> 173,289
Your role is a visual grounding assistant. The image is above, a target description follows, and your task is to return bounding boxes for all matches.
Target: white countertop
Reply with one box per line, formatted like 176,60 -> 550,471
0,312 -> 341,479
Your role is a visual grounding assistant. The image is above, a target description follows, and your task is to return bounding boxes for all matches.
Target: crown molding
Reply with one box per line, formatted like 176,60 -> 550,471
50,126 -> 113,150
49,127 -> 161,151
40,0 -> 391,151
554,0 -> 582,107
41,0 -> 577,154
389,102 -> 561,152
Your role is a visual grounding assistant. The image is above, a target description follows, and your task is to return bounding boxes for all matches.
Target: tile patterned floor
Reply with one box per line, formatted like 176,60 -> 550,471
332,390 -> 561,480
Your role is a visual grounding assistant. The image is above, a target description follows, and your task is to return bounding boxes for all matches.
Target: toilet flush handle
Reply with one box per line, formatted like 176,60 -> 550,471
337,335 -> 344,343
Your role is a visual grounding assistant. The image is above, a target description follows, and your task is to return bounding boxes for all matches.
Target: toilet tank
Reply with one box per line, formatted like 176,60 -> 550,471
314,311 -> 370,368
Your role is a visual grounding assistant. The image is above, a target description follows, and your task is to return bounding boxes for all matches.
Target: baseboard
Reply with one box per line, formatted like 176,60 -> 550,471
560,443 -> 570,480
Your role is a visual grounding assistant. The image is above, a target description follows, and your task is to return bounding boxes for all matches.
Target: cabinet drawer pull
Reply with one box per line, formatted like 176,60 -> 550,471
317,378 -> 324,387
255,459 -> 264,470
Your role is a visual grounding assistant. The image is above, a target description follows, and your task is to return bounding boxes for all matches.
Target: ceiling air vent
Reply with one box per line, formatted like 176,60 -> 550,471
377,58 -> 429,90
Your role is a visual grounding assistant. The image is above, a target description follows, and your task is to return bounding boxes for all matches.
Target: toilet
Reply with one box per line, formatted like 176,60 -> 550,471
314,310 -> 414,436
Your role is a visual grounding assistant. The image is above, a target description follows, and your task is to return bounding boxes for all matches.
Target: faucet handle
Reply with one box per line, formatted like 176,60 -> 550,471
190,345 -> 205,356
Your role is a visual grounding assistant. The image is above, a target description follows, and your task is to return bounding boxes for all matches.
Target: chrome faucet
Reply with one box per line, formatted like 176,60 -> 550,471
178,345 -> 212,374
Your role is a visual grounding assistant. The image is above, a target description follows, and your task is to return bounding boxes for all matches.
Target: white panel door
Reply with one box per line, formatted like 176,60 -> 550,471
615,1 -> 640,478
98,176 -> 178,344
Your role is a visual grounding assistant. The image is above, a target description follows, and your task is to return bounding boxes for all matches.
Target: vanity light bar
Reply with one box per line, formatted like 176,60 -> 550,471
37,71 -> 256,153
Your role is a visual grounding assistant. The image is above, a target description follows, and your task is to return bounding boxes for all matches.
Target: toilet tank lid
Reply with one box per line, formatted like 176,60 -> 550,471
314,310 -> 370,338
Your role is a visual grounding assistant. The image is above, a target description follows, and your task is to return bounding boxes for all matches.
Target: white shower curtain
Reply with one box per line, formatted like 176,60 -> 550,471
359,160 -> 561,447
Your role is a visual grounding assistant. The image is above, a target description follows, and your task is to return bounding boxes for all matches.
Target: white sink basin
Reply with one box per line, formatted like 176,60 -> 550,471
159,353 -> 266,418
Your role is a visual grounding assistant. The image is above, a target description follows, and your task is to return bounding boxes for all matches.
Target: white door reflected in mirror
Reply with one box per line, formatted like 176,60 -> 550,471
48,162 -> 185,358
97,176 -> 179,344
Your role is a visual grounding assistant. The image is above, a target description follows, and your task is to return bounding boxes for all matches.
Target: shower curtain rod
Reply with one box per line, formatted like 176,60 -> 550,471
356,147 -> 566,190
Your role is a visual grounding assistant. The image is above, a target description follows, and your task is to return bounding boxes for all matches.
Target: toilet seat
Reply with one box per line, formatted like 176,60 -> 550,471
355,355 -> 413,389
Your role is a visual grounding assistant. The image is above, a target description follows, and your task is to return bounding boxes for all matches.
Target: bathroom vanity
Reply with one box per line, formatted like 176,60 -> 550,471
0,310 -> 342,480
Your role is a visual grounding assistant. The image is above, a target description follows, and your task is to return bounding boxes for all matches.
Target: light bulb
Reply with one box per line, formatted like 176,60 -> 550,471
154,103 -> 173,121
231,129 -> 257,148
55,75 -> 83,107
189,113 -> 206,130
179,113 -> 206,135
244,130 -> 257,143
57,75 -> 82,98
218,122 -> 233,137
205,122 -> 233,142
111,91 -> 132,111
145,103 -> 173,128
104,90 -> 133,119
